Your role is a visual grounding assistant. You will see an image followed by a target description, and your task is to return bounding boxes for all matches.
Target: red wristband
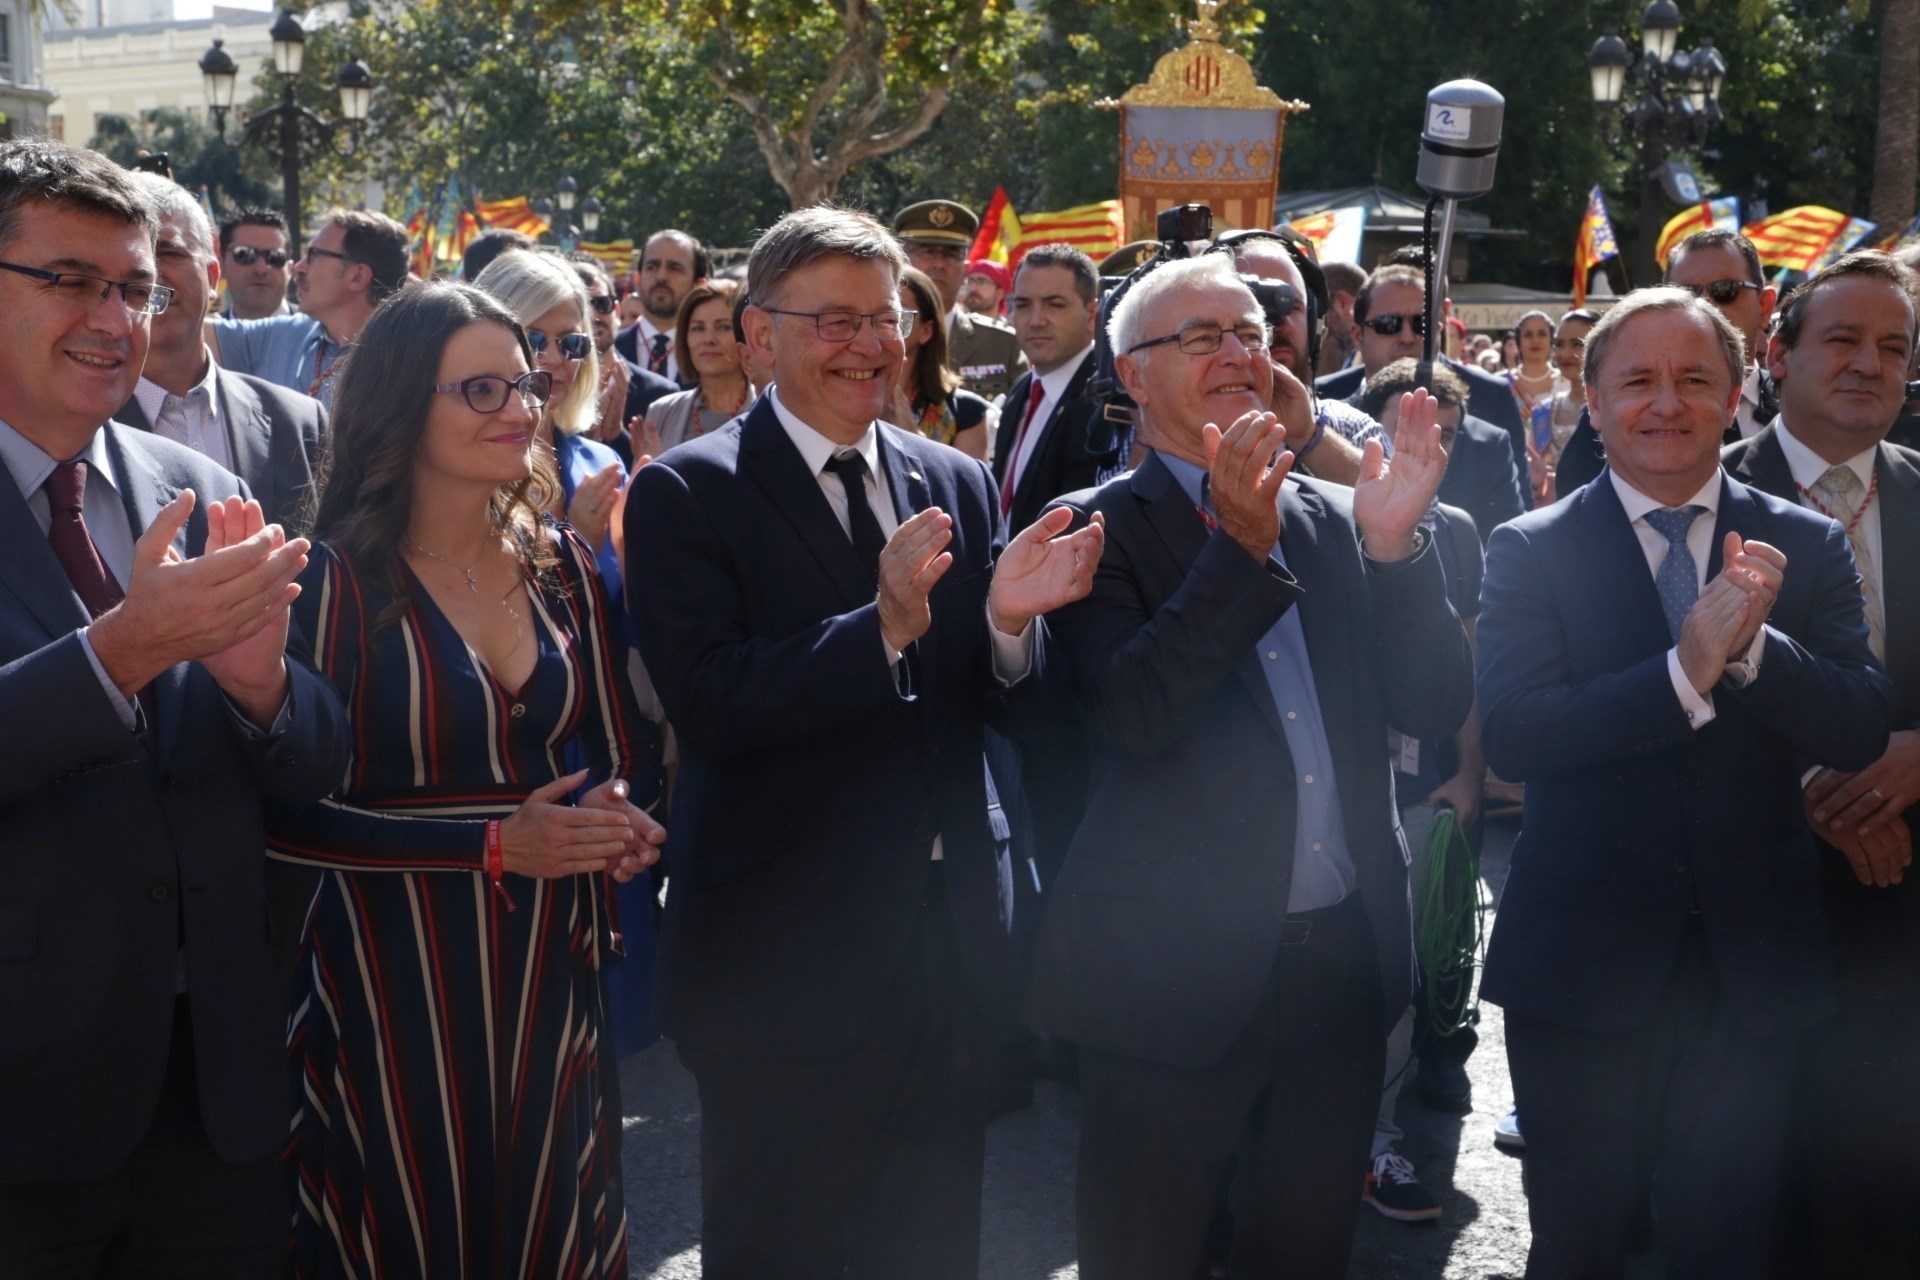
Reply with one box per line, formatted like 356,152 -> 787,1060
485,819 -> 503,881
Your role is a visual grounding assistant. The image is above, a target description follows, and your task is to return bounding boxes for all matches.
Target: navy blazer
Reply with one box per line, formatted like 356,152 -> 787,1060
992,357 -> 1107,535
0,423 -> 349,1180
624,398 -> 1037,1061
1439,411 -> 1527,544
1476,469 -> 1891,1038
1026,456 -> 1474,1067
1319,355 -> 1528,477
115,366 -> 326,533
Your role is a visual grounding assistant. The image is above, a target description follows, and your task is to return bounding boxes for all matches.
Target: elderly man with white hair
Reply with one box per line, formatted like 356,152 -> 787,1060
1026,253 -> 1473,1279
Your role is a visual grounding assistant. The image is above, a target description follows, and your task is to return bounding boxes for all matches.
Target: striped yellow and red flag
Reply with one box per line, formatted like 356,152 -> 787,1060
577,239 -> 636,277
1571,186 -> 1620,308
1654,197 -> 1741,271
968,186 -> 1020,266
1008,200 -> 1125,270
1740,206 -> 1857,272
406,208 -> 438,279
444,209 -> 482,264
473,195 -> 551,240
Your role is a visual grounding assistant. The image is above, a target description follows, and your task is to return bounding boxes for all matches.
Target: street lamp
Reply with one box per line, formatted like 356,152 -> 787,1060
580,196 -> 602,238
198,9 -> 375,257
1586,0 -> 1732,282
556,174 -> 578,214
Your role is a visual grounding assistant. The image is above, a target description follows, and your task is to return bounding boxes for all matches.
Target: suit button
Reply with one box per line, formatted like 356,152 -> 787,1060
510,703 -> 527,719
148,882 -> 173,903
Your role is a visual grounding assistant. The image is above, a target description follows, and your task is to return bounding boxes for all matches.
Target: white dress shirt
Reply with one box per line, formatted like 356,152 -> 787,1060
1734,364 -> 1769,439
769,388 -> 1037,859
1005,343 -> 1094,506
1772,415 -> 1883,610
134,352 -> 231,472
635,314 -> 679,384
1609,469 -> 1767,729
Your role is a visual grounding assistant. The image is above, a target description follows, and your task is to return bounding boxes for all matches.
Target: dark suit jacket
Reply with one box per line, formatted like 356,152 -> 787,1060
116,366 -> 326,533
624,399 -> 1038,1063
1724,427 -> 1920,995
1476,470 -> 1891,1039
0,423 -> 349,1182
605,353 -> 681,470
992,357 -> 1105,536
1026,457 -> 1474,1067
1319,355 -> 1528,477
1440,411 -> 1527,544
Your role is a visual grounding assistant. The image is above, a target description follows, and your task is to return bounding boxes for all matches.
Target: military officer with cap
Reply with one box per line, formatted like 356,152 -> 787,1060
894,198 -> 1028,402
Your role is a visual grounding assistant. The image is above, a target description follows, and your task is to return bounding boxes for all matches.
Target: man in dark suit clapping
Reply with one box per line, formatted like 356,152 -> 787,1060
624,206 -> 1102,1280
1476,286 -> 1891,1278
1720,251 -> 1920,1277
1028,253 -> 1473,1278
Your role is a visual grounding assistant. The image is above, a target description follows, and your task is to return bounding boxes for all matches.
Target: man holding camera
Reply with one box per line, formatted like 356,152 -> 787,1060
1028,254 -> 1472,1278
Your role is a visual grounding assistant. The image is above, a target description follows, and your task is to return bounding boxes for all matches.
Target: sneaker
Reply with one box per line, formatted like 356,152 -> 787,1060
1362,1150 -> 1443,1222
1417,1056 -> 1473,1114
1493,1107 -> 1526,1152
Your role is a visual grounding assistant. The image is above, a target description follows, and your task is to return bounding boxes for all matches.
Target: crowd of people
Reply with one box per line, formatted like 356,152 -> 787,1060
1,132 -> 1916,1280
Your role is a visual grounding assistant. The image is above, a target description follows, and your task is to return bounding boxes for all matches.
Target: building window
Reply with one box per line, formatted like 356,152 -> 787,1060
0,15 -> 12,69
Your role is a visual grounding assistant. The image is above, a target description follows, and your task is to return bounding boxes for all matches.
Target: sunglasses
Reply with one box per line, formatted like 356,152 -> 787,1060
587,294 -> 616,315
1363,312 -> 1429,337
527,330 -> 592,360
1679,279 -> 1763,305
434,369 -> 553,414
229,245 -> 289,269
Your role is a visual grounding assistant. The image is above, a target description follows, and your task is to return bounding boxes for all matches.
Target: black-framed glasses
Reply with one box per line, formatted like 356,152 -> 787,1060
302,246 -> 352,267
433,369 -> 553,413
0,259 -> 174,316
586,293 -> 616,315
1362,312 -> 1429,338
1679,279 -> 1763,305
229,245 -> 289,269
762,307 -> 915,343
1126,321 -> 1269,357
527,330 -> 592,361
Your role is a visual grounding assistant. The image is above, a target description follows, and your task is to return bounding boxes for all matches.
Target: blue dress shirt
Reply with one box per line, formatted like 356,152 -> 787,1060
209,312 -> 347,408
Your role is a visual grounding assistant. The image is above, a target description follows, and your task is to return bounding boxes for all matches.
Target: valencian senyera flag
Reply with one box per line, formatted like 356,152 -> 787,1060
1654,197 -> 1741,271
968,186 -> 1126,271
1743,206 -> 1867,273
1288,206 -> 1367,266
1572,186 -> 1620,308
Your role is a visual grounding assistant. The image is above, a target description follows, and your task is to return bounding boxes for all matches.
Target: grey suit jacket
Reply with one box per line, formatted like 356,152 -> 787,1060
116,365 -> 327,533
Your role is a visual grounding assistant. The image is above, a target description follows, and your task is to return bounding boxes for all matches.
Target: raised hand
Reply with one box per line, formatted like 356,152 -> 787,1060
1354,387 -> 1448,561
580,776 -> 667,883
629,414 -> 665,464
988,507 -> 1106,635
500,769 -> 639,879
877,507 -> 954,655
198,494 -> 299,724
1269,359 -> 1317,449
1203,409 -> 1293,562
567,462 -> 626,550
89,488 -> 309,707
1676,575 -> 1753,693
1715,532 -> 1785,658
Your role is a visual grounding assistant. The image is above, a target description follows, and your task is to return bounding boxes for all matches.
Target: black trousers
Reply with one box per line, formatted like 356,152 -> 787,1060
1506,925 -> 1797,1280
688,868 -> 998,1280
0,999 -> 286,1279
1075,893 -> 1385,1280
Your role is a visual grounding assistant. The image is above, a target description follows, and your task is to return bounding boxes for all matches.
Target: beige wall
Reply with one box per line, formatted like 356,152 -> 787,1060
45,14 -> 272,145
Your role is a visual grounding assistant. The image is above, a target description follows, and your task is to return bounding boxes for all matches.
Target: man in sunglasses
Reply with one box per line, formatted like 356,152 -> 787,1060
570,255 -> 676,464
216,209 -> 291,320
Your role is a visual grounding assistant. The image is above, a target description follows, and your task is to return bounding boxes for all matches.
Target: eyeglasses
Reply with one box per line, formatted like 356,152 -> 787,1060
228,245 -> 289,269
761,307 -> 916,343
527,330 -> 591,361
434,369 -> 553,413
302,246 -> 352,267
586,294 -> 616,315
1126,321 -> 1269,357
1362,312 -> 1429,338
1678,279 -> 1763,305
0,259 -> 174,316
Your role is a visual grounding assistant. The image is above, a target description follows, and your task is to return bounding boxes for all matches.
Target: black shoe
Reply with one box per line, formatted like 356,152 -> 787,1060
1417,1057 -> 1472,1114
1362,1151 -> 1443,1223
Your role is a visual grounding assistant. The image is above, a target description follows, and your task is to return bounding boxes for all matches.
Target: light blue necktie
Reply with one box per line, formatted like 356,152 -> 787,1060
1644,505 -> 1705,640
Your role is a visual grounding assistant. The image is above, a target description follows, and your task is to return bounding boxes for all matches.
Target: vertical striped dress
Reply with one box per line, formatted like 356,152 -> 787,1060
268,525 -> 663,1279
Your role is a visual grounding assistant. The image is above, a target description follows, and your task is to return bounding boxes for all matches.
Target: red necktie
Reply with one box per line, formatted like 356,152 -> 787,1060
1000,384 -> 1046,519
648,332 -> 670,376
44,460 -> 125,618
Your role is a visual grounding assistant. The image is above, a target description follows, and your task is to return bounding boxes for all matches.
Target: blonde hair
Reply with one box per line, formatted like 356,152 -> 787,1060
473,249 -> 602,437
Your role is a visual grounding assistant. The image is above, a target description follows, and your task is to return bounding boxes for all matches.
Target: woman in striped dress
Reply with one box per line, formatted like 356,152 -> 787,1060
268,281 -> 665,1278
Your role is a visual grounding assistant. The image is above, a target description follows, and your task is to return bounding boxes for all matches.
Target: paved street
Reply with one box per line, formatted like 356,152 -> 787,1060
621,820 -> 1531,1278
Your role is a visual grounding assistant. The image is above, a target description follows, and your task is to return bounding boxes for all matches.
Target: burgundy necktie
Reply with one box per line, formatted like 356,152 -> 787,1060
44,459 -> 125,618
648,332 -> 670,376
1000,383 -> 1046,519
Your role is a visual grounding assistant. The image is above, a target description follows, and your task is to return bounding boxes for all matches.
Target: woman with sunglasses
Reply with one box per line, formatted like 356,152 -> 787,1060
636,278 -> 751,455
269,281 -> 665,1275
888,265 -> 992,460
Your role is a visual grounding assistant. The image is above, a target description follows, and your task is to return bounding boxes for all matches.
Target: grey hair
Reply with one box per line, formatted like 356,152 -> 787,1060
127,171 -> 214,259
1583,286 -> 1745,392
1107,254 -> 1256,360
744,206 -> 907,309
473,248 -> 602,437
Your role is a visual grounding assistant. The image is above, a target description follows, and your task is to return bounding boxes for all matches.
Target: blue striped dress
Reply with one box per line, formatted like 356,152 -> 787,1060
268,524 -> 662,1279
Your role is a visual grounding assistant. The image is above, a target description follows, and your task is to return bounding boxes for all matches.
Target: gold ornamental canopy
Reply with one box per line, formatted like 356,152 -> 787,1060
1103,2 -> 1311,241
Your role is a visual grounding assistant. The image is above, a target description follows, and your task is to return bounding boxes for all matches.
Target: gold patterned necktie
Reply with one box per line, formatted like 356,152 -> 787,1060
1814,465 -> 1884,661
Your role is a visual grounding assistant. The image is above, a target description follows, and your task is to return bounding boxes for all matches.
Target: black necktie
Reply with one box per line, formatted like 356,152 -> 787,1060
823,451 -> 886,592
648,332 -> 670,376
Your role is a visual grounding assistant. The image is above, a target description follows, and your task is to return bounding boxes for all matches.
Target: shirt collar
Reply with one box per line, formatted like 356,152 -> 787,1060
1609,466 -> 1722,525
637,314 -> 670,345
1035,343 -> 1094,407
0,418 -> 118,505
1774,414 -> 1875,492
1740,363 -> 1763,408
769,386 -> 880,480
133,349 -> 220,426
1155,450 -> 1207,507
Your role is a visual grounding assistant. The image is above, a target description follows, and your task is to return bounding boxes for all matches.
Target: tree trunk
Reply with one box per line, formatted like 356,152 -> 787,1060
1870,0 -> 1920,231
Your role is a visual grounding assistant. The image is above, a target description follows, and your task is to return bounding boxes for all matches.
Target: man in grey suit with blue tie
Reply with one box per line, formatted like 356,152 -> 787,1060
0,140 -> 348,1275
